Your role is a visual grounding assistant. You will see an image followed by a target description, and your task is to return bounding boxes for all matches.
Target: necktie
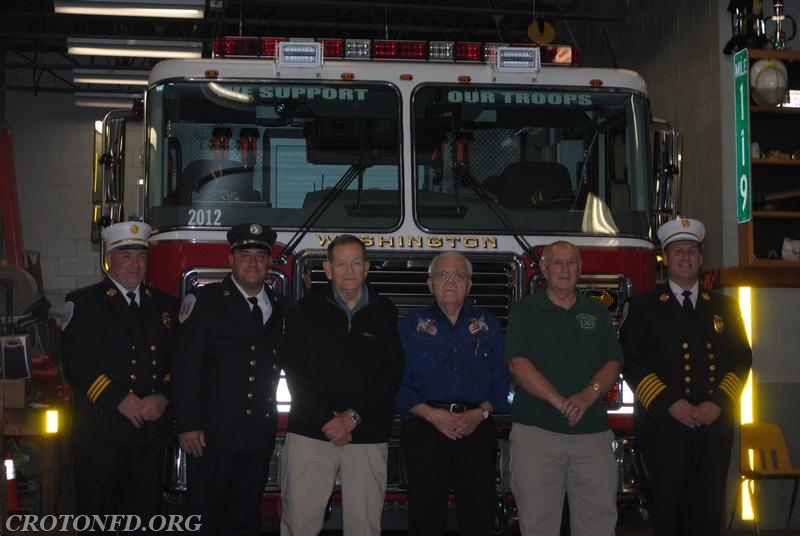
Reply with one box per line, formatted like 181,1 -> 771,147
126,292 -> 140,314
681,290 -> 693,314
248,297 -> 263,326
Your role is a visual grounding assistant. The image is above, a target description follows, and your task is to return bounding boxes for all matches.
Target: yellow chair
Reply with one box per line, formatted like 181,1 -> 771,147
728,422 -> 800,535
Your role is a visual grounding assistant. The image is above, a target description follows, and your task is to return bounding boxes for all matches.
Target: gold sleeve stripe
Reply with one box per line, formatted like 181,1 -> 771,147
635,373 -> 668,409
635,373 -> 662,399
640,384 -> 666,409
718,373 -> 742,400
162,373 -> 171,382
87,375 -> 111,403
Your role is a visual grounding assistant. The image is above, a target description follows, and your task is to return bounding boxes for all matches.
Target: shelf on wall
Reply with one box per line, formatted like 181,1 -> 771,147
752,158 -> 800,166
753,210 -> 800,218
718,263 -> 800,287
731,49 -> 800,287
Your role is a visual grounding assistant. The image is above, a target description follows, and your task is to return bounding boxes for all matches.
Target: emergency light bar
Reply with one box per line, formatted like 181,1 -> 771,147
211,36 -> 578,67
277,42 -> 323,67
494,46 -> 540,72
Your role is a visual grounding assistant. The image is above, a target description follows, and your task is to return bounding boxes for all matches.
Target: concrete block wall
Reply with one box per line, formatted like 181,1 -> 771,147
4,85 -> 143,312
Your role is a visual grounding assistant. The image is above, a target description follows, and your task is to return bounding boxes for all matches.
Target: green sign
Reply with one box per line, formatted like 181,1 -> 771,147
734,49 -> 751,224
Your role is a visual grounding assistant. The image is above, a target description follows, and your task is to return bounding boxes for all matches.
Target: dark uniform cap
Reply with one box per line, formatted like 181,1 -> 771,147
227,223 -> 277,252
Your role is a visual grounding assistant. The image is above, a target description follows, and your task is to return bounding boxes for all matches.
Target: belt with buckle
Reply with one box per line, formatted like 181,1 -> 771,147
427,401 -> 478,414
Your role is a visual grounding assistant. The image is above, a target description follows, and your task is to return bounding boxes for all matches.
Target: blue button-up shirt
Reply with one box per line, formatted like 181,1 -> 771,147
396,301 -> 510,420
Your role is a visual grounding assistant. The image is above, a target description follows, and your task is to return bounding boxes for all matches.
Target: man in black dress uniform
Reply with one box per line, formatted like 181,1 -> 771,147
173,223 -> 287,536
61,221 -> 176,521
620,217 -> 752,536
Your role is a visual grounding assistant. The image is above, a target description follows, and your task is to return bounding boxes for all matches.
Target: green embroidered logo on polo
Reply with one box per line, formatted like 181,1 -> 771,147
575,313 -> 598,330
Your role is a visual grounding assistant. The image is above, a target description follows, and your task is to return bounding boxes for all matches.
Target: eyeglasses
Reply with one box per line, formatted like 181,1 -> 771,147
432,271 -> 468,283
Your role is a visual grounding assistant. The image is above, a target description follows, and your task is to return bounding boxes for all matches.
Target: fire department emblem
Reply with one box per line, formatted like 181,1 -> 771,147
701,292 -> 710,301
468,316 -> 489,334
713,314 -> 725,333
250,224 -> 262,235
130,224 -> 139,234
106,288 -> 117,297
179,294 -> 197,324
162,312 -> 172,328
659,293 -> 670,302
416,317 -> 437,336
680,219 -> 691,229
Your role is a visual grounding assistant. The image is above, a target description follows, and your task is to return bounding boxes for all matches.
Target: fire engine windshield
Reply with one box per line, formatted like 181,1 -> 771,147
145,82 -> 401,231
413,85 -> 651,237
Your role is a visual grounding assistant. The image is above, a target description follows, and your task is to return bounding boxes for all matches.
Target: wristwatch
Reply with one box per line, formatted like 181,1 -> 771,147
350,410 -> 362,426
480,406 -> 490,420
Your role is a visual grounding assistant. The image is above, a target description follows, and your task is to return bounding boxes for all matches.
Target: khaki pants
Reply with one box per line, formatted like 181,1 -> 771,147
510,424 -> 617,536
279,432 -> 388,536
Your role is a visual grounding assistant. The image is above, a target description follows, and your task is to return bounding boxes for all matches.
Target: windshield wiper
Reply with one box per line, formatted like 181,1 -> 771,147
451,162 -> 541,268
275,160 -> 372,264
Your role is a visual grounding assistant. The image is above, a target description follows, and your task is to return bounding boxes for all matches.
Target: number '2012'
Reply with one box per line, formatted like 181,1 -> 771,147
188,208 -> 222,226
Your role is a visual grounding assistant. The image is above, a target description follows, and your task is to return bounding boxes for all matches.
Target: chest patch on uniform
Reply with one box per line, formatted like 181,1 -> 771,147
575,313 -> 598,330
416,317 -> 438,336
61,301 -> 75,331
713,314 -> 725,333
468,316 -> 489,334
178,294 -> 197,324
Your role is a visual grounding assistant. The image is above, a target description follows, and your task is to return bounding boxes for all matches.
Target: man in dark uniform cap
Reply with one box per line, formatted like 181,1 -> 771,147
620,217 -> 752,536
173,222 -> 287,536
61,221 -> 176,522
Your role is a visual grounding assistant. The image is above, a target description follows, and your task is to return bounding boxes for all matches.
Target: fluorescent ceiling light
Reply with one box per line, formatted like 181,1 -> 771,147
73,68 -> 149,86
75,91 -> 141,109
54,0 -> 204,19
68,37 -> 203,59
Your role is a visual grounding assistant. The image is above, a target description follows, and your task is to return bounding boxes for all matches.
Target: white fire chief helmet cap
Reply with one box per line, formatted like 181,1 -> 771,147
657,217 -> 705,249
101,221 -> 152,251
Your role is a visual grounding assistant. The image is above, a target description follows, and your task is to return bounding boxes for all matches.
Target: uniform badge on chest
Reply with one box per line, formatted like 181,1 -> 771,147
713,315 -> 725,333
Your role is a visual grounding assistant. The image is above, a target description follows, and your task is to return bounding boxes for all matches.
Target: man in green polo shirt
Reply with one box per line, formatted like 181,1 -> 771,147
505,240 -> 621,536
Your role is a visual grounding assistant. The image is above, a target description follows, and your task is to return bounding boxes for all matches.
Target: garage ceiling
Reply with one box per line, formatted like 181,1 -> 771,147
1,0 -> 629,95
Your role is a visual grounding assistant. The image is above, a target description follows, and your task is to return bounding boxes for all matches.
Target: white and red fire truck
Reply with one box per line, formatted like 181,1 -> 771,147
92,36 -> 682,531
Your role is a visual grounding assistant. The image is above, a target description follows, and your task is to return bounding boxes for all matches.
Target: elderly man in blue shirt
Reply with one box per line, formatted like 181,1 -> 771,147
397,251 -> 510,536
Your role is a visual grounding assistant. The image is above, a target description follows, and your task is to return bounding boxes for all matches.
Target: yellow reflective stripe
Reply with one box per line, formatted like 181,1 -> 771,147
87,374 -> 111,403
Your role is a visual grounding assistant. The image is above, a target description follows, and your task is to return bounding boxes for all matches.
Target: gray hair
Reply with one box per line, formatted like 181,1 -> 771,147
541,240 -> 581,264
428,251 -> 473,278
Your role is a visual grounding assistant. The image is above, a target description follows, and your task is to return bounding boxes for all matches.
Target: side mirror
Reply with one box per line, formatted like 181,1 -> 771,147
651,118 -> 683,231
90,103 -> 142,244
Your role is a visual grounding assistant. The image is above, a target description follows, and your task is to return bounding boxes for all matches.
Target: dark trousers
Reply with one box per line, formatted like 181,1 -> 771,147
185,447 -> 272,536
73,442 -> 164,523
638,423 -> 734,536
401,417 -> 497,536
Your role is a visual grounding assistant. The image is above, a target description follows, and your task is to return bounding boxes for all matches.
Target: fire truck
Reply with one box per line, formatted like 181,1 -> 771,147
92,37 -> 682,531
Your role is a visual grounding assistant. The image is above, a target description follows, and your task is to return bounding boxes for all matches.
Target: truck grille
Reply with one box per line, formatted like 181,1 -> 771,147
294,252 -> 523,327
